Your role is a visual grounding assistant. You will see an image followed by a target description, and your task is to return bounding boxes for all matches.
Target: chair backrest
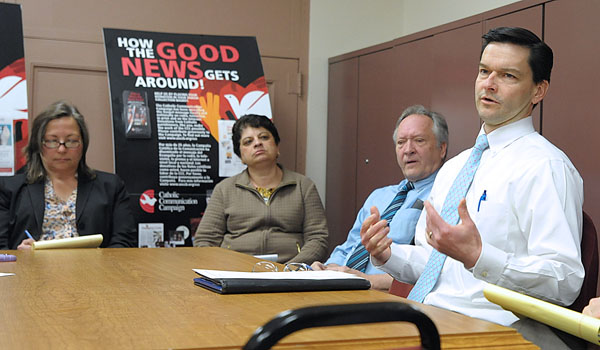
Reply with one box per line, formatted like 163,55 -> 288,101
550,212 -> 598,350
389,211 -> 599,309
570,211 -> 598,313
243,302 -> 440,350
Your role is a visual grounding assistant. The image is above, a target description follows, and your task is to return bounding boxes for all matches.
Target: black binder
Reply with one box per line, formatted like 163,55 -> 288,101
193,269 -> 371,294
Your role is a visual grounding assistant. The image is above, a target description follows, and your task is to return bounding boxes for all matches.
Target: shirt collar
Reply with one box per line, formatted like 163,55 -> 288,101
402,169 -> 439,191
479,116 -> 536,152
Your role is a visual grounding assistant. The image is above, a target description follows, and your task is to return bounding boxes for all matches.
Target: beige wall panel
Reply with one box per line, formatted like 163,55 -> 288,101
326,58 -> 358,252
262,57 -> 299,171
24,38 -> 107,113
31,65 -> 114,173
24,36 -> 113,172
15,0 -> 308,176
18,0 -> 307,59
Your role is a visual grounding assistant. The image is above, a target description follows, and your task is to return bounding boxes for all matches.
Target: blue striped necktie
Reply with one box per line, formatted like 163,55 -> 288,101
346,181 -> 414,272
407,134 -> 489,302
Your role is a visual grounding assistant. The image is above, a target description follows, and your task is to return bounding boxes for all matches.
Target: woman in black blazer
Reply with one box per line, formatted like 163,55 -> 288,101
0,101 -> 137,250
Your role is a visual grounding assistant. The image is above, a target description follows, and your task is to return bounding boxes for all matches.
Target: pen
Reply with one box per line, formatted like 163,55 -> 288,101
478,190 -> 487,212
0,254 -> 16,262
25,230 -> 35,241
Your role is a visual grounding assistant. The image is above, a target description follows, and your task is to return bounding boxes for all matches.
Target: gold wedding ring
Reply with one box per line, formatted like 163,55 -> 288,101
427,231 -> 433,239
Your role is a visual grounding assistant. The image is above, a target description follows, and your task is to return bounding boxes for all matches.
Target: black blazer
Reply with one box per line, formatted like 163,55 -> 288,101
0,171 -> 137,250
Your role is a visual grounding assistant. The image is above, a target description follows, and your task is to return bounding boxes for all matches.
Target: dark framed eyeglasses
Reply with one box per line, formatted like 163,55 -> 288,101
42,139 -> 81,149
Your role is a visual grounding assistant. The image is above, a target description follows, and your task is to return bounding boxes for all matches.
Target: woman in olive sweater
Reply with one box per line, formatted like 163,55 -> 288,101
193,114 -> 328,264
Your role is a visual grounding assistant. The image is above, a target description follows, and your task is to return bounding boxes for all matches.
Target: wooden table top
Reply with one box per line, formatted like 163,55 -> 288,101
0,247 -> 536,349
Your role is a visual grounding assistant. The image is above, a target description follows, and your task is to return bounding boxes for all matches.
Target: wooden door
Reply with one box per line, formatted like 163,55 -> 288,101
356,48 -> 400,209
430,23 -> 483,159
355,36 -> 435,196
544,0 -> 600,235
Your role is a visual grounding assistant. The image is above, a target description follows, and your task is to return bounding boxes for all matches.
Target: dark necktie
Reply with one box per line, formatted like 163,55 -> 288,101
407,134 -> 489,302
346,181 -> 414,272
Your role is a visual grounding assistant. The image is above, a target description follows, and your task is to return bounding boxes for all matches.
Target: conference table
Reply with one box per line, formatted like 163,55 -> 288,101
0,247 -> 536,349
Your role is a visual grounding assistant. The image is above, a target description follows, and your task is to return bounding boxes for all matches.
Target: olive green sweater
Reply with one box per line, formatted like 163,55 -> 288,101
193,167 -> 329,264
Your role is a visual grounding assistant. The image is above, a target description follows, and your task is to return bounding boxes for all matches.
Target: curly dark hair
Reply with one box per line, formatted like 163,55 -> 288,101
232,114 -> 280,158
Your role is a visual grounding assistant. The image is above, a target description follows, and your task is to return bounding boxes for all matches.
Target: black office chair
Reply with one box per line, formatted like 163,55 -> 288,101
243,302 -> 440,350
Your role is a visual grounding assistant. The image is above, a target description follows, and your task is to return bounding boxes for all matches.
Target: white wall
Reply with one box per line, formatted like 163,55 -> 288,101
307,0 -> 520,204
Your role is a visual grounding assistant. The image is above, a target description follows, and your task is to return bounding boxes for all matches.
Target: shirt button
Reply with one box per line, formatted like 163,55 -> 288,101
481,271 -> 488,278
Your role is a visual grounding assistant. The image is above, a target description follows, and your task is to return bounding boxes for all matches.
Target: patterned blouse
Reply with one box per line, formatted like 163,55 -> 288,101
40,178 -> 78,241
255,186 -> 274,203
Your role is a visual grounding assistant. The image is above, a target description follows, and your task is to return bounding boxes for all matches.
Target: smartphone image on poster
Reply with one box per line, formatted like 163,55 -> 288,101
123,90 -> 151,139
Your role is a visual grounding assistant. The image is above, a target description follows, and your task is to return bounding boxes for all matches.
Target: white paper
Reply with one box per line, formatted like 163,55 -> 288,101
193,269 -> 366,280
218,119 -> 246,177
0,119 -> 14,176
138,223 -> 164,248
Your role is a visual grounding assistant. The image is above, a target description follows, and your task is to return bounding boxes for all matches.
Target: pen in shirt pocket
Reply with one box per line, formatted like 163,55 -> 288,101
477,190 -> 487,212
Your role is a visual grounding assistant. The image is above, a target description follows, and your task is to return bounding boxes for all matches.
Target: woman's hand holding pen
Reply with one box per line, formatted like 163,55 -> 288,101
17,239 -> 34,250
17,230 -> 35,250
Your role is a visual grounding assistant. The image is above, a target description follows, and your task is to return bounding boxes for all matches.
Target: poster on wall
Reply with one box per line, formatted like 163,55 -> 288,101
103,28 -> 272,247
0,3 -> 28,176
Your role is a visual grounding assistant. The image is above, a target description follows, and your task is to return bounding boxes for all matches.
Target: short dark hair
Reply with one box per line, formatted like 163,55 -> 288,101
481,26 -> 553,84
25,100 -> 95,183
232,114 -> 280,158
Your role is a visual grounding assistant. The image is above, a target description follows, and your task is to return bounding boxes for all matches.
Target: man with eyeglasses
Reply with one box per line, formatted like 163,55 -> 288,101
311,105 -> 448,291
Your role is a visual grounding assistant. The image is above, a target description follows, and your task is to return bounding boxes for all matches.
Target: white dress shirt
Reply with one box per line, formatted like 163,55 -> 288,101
379,117 -> 584,326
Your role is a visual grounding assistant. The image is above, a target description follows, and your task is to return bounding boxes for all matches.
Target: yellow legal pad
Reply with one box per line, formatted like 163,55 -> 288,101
32,234 -> 103,250
484,283 -> 600,345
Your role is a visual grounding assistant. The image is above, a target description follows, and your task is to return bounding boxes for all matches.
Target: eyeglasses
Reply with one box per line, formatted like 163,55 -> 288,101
43,139 -> 81,149
252,261 -> 313,272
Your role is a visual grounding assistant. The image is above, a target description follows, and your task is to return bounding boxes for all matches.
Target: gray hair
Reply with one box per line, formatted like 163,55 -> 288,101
25,100 -> 95,183
392,104 -> 449,159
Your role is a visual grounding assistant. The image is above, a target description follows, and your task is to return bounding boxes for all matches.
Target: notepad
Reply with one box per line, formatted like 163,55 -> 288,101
32,234 -> 104,250
484,283 -> 600,345
193,269 -> 371,294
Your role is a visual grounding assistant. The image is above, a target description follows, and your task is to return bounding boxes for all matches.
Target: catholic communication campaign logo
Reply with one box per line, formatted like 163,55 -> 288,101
139,189 -> 157,213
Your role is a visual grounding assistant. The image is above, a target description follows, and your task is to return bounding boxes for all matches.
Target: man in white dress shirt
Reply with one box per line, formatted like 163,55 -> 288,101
361,27 -> 584,349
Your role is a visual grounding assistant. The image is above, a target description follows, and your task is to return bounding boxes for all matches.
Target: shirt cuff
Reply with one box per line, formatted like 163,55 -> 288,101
373,245 -> 407,280
472,241 -> 507,283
